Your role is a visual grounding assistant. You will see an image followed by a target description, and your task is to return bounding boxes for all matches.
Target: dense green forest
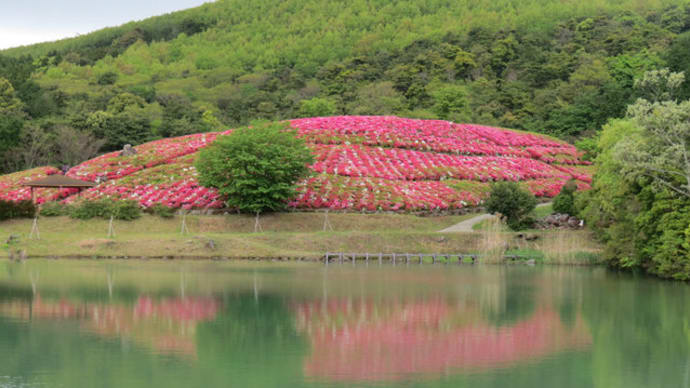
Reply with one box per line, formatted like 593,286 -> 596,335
579,69 -> 690,280
1,0 -> 690,171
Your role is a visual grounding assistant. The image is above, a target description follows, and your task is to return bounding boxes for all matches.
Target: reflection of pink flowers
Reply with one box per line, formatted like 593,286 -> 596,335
4,295 -> 220,357
1,116 -> 593,211
135,296 -> 220,321
294,299 -> 592,383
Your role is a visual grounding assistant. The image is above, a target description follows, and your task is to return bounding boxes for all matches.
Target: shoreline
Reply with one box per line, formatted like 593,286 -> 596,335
3,255 -> 602,266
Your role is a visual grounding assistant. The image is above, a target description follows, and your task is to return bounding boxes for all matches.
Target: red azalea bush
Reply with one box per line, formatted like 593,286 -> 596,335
8,116 -> 593,212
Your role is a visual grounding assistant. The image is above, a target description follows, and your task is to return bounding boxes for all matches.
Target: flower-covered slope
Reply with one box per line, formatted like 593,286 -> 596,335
1,116 -> 592,212
67,132 -> 227,182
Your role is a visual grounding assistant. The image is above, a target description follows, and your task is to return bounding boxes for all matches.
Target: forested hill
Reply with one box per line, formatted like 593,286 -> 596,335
2,0 -> 690,173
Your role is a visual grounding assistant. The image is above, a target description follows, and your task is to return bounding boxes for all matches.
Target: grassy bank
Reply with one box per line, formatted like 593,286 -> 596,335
0,212 -> 601,264
0,213 -> 477,259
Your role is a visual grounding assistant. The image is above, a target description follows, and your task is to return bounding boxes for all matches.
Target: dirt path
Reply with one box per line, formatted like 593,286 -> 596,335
438,213 -> 496,233
439,203 -> 552,233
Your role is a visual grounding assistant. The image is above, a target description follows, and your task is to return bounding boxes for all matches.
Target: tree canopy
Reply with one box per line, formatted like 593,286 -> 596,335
195,122 -> 314,213
485,181 -> 537,230
580,69 -> 690,280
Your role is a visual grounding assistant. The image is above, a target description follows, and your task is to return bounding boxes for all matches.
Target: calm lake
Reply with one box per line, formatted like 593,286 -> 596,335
0,260 -> 686,388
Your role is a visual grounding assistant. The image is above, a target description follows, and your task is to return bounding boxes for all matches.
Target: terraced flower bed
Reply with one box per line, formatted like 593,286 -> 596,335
67,132 -> 228,182
310,144 -> 570,181
2,116 -> 593,212
290,174 -> 485,211
65,155 -> 224,210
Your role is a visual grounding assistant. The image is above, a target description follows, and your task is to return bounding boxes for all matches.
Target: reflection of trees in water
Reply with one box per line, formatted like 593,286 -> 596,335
481,266 -> 593,329
483,279 -> 536,327
478,266 -> 539,327
195,293 -> 307,387
581,272 -> 690,388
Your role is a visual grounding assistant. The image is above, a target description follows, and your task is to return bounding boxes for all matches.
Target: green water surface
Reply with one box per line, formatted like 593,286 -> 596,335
0,260 -> 686,388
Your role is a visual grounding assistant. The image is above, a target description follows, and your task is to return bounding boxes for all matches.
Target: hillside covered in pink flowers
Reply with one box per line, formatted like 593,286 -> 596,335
0,116 -> 592,213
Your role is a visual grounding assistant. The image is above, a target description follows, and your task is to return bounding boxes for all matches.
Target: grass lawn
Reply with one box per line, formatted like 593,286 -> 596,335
532,203 -> 554,218
0,212 -> 481,259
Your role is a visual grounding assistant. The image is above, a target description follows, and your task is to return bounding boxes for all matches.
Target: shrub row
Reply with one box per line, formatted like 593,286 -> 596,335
68,200 -> 141,220
39,200 -> 137,220
0,200 -> 36,220
39,200 -> 177,220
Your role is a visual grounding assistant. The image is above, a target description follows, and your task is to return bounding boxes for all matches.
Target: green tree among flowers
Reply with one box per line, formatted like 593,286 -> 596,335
485,181 -> 537,230
196,121 -> 314,213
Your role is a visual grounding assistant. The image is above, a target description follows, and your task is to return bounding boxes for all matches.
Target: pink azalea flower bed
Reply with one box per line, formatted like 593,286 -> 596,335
290,174 -> 485,211
3,116 -> 593,212
522,178 -> 591,198
65,155 -> 225,210
294,116 -> 586,164
311,144 -> 570,181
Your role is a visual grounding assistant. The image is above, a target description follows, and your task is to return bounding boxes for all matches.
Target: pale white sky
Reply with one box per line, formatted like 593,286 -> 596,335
0,0 -> 213,49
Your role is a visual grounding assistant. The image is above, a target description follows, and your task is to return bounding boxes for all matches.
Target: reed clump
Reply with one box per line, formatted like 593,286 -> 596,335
540,230 -> 601,264
478,217 -> 509,263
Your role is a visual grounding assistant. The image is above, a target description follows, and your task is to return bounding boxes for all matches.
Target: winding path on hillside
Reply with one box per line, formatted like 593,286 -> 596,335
438,202 -> 552,233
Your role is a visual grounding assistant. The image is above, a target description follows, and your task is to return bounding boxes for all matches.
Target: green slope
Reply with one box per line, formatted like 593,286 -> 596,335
3,0 -> 685,60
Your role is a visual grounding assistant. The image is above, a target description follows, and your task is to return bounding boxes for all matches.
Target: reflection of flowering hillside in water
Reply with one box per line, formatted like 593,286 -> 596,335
294,298 -> 592,382
0,296 -> 219,357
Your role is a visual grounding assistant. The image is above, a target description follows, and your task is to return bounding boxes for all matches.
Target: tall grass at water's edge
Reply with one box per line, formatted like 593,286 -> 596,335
475,219 -> 602,265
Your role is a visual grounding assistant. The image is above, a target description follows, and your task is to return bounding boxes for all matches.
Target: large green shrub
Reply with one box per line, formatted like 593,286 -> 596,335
635,193 -> 690,279
196,121 -> 314,213
298,98 -> 336,118
70,200 -> 113,220
485,181 -> 537,230
552,180 -> 578,215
